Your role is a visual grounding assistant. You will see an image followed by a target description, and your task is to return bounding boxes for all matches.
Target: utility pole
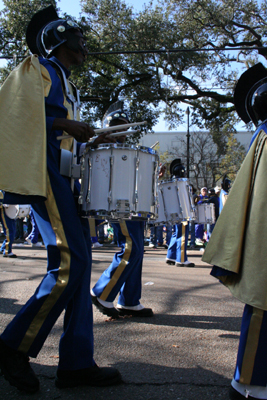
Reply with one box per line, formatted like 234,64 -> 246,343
186,107 -> 190,178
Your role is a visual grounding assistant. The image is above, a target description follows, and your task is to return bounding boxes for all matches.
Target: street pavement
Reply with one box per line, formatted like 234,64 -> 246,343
0,241 -> 243,400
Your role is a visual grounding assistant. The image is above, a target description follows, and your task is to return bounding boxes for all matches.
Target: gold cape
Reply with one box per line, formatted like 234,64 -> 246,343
202,129 -> 267,310
0,55 -> 51,198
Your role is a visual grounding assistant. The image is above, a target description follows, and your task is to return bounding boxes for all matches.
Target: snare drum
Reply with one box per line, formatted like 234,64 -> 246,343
79,144 -> 159,220
154,178 -> 196,225
175,179 -> 196,221
153,185 -> 168,226
196,203 -> 215,224
3,205 -> 17,219
16,205 -> 30,219
4,204 -> 30,219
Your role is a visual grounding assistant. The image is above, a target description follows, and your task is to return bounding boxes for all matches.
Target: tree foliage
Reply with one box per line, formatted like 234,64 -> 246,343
77,0 -> 266,144
0,1 -> 56,59
0,0 -> 265,145
161,130 -> 246,189
218,132 -> 246,182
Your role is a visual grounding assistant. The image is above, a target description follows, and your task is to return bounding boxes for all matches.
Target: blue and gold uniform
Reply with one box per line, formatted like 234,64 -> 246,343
1,56 -> 94,371
166,222 -> 189,264
0,7 -> 121,393
0,195 -> 16,257
166,222 -> 194,267
92,220 -> 145,310
165,160 -> 195,268
91,101 -> 153,318
203,63 -> 267,399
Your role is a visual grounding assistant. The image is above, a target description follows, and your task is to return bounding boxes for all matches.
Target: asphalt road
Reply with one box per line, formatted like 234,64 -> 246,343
0,241 -> 243,400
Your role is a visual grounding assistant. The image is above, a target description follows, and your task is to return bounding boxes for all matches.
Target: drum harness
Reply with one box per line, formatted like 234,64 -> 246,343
50,59 -> 82,191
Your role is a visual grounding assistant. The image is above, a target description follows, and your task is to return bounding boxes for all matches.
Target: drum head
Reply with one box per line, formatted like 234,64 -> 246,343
4,205 -> 18,219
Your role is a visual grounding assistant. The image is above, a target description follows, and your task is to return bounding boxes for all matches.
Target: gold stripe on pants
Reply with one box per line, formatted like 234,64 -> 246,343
100,221 -> 132,301
180,223 -> 186,263
239,307 -> 264,384
18,174 -> 71,353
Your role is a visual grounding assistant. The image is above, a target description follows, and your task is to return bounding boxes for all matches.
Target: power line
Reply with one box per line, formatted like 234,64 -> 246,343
0,46 -> 265,59
87,46 -> 266,56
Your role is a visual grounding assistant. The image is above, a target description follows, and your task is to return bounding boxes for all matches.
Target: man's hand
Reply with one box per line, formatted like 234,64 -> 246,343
158,163 -> 166,178
116,135 -> 126,144
90,133 -> 117,146
52,119 -> 95,142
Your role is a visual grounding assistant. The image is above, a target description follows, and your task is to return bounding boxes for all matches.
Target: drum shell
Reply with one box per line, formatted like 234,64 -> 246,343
3,204 -> 30,219
196,203 -> 215,224
79,144 -> 159,220
175,179 -> 196,221
154,179 -> 196,226
153,186 -> 167,226
3,205 -> 17,219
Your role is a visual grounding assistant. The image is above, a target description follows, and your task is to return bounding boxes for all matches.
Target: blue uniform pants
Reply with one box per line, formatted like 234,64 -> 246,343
27,209 -> 40,244
166,225 -> 172,245
234,304 -> 267,387
93,221 -> 144,307
0,206 -> 16,255
167,222 -> 189,262
1,171 -> 95,371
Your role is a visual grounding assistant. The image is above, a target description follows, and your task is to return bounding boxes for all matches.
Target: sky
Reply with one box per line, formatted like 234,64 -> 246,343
56,0 -> 152,16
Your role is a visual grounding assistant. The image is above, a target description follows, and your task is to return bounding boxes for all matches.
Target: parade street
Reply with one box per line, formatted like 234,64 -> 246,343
0,242 -> 243,400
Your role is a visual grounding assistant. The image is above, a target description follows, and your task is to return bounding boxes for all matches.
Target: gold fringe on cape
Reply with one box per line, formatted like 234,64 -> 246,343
202,129 -> 267,310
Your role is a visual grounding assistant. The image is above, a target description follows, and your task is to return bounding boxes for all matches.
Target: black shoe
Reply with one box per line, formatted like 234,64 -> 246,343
175,262 -> 195,268
229,386 -> 257,399
118,307 -> 154,317
91,295 -> 119,318
0,338 -> 39,393
3,252 -> 17,258
55,364 -> 122,388
166,259 -> 175,265
188,245 -> 198,250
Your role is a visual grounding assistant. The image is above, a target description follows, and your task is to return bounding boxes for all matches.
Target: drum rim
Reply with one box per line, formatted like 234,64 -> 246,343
85,143 -> 158,155
159,177 -> 189,185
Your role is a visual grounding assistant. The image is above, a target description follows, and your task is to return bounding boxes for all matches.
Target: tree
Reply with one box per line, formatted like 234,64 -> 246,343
0,0 -> 57,82
0,1 -> 57,58
161,130 -> 246,189
0,0 -> 265,144
218,132 -> 246,182
76,0 -> 266,146
165,130 -> 218,188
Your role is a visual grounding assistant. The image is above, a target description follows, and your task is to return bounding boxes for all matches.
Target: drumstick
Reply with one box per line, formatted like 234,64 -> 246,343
57,121 -> 147,141
150,141 -> 159,149
109,129 -> 140,137
95,121 -> 147,133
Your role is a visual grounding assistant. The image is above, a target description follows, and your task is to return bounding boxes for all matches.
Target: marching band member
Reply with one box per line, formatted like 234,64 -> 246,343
219,175 -> 231,213
195,187 -> 209,243
0,6 -> 121,393
203,63 -> 267,400
0,192 -> 17,258
165,159 -> 195,268
91,101 -> 153,318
